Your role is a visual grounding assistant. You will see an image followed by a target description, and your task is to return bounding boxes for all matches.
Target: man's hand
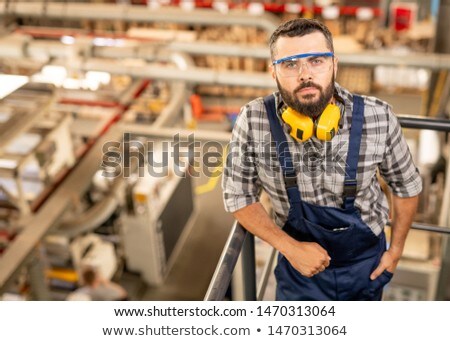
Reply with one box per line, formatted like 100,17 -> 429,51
369,195 -> 419,281
233,203 -> 331,278
284,240 -> 331,278
370,250 -> 400,280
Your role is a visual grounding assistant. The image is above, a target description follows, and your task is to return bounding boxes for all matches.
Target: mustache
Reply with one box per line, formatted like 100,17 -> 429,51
295,81 -> 322,93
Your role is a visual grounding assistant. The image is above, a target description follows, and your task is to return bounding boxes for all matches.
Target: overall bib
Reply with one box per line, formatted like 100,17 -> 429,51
263,94 -> 393,301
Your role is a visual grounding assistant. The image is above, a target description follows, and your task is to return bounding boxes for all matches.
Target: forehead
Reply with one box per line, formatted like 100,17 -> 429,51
274,32 -> 329,60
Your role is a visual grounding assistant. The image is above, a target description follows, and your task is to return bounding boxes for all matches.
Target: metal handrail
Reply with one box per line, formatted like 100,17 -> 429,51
256,247 -> 277,301
204,221 -> 247,301
392,222 -> 450,235
398,115 -> 450,131
205,115 -> 450,301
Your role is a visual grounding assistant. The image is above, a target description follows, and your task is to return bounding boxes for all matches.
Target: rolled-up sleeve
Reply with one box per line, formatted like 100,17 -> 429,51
379,109 -> 422,197
222,106 -> 261,212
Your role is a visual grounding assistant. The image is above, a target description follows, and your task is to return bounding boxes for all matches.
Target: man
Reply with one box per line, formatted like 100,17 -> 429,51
222,18 -> 422,300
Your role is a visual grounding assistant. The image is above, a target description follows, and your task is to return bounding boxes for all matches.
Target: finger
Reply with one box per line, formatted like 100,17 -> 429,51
317,249 -> 331,264
370,265 -> 384,280
312,243 -> 331,267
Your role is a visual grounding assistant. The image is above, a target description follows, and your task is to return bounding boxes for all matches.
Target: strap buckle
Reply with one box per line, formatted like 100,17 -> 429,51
343,179 -> 357,198
284,173 -> 297,188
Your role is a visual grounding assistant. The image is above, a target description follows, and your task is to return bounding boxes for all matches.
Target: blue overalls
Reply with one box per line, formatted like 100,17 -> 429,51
263,94 -> 393,301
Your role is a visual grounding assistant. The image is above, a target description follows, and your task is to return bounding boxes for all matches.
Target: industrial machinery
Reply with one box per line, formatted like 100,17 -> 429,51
0,63 -> 195,299
0,82 -> 73,222
121,159 -> 194,286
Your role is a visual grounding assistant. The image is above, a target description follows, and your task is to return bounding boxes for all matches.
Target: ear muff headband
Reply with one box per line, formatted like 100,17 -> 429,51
281,103 -> 340,142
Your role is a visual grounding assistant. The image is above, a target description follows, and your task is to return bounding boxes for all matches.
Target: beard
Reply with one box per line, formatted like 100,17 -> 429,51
277,74 -> 335,119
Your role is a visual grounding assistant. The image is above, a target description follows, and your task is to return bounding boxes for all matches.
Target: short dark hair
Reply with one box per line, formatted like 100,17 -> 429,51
82,268 -> 97,286
269,18 -> 334,60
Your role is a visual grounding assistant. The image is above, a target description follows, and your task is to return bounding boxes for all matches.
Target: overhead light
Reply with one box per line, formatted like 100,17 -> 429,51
85,71 -> 111,85
0,75 -> 28,99
92,37 -> 124,47
61,36 -> 75,45
37,65 -> 68,87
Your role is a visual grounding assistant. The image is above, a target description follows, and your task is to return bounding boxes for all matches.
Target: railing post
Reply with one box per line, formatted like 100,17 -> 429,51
241,233 -> 256,301
436,236 -> 450,300
204,221 -> 247,301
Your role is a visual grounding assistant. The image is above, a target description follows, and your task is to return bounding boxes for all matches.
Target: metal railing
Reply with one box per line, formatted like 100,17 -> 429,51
205,114 -> 450,301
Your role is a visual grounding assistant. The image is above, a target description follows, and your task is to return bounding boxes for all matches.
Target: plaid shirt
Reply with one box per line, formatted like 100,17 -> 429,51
222,83 -> 422,236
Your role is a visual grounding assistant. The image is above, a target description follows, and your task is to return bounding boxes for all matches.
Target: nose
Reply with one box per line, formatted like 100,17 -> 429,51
298,61 -> 312,80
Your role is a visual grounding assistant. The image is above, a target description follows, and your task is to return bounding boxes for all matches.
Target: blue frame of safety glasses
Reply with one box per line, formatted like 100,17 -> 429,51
272,52 -> 334,65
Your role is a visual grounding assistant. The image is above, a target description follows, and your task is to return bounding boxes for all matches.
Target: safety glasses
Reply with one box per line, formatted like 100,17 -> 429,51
272,52 -> 334,77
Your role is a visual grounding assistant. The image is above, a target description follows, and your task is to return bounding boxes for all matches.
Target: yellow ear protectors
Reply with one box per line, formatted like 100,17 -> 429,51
281,107 -> 314,142
315,104 -> 341,141
281,104 -> 340,142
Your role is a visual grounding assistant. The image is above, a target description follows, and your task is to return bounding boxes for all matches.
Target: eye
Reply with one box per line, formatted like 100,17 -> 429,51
310,57 -> 325,65
283,60 -> 298,69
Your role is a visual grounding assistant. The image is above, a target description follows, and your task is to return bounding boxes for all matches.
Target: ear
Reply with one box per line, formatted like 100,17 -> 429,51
269,64 -> 276,80
333,55 -> 338,78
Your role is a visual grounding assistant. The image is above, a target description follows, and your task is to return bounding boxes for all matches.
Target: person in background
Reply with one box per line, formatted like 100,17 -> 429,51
222,18 -> 422,300
67,267 -> 128,301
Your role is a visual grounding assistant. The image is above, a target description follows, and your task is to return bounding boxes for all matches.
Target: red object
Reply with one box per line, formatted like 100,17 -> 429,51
390,4 -> 417,31
189,94 -> 240,122
190,93 -> 204,120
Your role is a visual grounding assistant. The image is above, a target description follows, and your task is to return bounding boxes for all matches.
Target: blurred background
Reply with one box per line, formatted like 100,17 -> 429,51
0,0 -> 449,302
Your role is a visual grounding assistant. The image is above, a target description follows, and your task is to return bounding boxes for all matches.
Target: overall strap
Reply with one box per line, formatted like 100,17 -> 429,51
343,95 -> 365,209
263,95 -> 303,210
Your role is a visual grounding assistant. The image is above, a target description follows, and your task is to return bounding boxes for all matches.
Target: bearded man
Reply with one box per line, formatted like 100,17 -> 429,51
222,18 -> 422,300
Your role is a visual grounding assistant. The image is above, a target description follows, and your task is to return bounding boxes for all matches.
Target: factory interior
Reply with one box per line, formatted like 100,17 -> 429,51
0,0 -> 449,301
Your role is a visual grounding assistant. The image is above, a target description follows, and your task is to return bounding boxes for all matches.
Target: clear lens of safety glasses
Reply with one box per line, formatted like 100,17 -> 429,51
272,52 -> 334,78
